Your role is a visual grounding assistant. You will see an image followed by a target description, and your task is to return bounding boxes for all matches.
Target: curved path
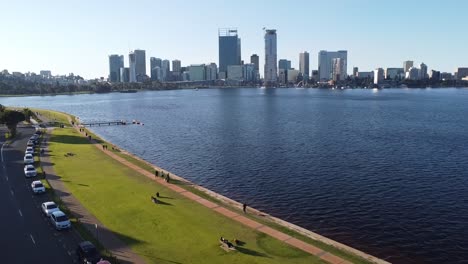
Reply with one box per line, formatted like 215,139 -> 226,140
72,122 -> 388,264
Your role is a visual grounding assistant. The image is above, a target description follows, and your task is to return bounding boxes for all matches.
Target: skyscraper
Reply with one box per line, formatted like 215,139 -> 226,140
332,58 -> 346,81
374,68 -> 384,84
219,28 -> 241,77
119,67 -> 130,83
353,67 -> 359,77
403,60 -> 414,73
129,50 -> 146,82
206,63 -> 218,80
419,63 -> 428,80
172,60 -> 181,73
250,54 -> 259,72
150,57 -> 162,81
108,55 -> 124,82
278,59 -> 291,70
161,60 -> 170,81
299,51 -> 310,80
264,29 -> 277,85
318,50 -> 347,81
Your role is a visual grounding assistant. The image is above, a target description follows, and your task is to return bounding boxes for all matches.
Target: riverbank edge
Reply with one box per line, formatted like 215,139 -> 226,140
110,145 -> 389,264
77,124 -> 389,264
41,108 -> 388,264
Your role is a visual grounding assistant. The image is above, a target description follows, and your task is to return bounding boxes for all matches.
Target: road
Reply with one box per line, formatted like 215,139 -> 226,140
0,126 -> 79,263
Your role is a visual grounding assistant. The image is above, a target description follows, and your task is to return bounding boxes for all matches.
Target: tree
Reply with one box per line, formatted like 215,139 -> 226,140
0,110 -> 26,137
23,108 -> 34,122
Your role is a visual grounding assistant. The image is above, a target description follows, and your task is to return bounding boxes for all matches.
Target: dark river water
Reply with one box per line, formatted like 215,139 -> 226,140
2,88 -> 468,264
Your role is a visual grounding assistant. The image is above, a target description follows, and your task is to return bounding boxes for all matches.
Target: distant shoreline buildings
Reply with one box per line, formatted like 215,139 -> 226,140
2,26 -> 468,88
102,27 -> 468,87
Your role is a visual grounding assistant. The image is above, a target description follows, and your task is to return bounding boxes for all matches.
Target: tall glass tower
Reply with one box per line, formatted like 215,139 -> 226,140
264,29 -> 277,85
218,28 -> 241,78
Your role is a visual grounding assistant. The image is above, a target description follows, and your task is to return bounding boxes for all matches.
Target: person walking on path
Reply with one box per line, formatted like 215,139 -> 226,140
165,174 -> 171,183
243,203 -> 247,213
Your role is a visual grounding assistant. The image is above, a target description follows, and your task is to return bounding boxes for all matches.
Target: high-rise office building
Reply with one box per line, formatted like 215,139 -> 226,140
456,67 -> 468,80
119,67 -> 130,83
318,50 -> 347,81
430,70 -> 441,81
129,50 -> 146,82
353,67 -> 359,77
403,60 -> 414,73
227,65 -> 243,80
109,55 -> 124,82
406,67 -> 419,80
332,58 -> 346,81
299,51 -> 310,80
150,57 -> 162,81
250,54 -> 259,72
278,59 -> 291,70
374,68 -> 384,84
172,60 -> 181,73
419,63 -> 428,80
206,63 -> 218,80
219,28 -> 241,77
189,64 -> 206,81
161,60 -> 170,81
264,29 -> 277,84
385,68 -> 404,79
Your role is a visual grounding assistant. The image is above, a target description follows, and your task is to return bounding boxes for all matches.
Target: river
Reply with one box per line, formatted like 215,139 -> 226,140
2,88 -> 468,264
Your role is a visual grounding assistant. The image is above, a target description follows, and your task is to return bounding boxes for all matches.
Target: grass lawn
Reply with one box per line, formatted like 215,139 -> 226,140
49,127 -> 328,264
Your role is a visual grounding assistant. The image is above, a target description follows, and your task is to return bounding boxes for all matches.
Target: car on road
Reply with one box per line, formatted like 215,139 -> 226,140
25,147 -> 34,156
30,136 -> 39,144
24,154 -> 34,164
27,140 -> 35,147
76,241 -> 102,264
41,201 -> 60,216
49,211 -> 71,230
24,165 -> 37,177
31,180 -> 46,194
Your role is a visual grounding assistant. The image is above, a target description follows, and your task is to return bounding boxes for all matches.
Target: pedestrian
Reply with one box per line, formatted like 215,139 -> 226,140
156,192 -> 160,198
154,170 -> 158,178
166,174 -> 171,183
243,203 -> 247,213
102,145 -> 105,150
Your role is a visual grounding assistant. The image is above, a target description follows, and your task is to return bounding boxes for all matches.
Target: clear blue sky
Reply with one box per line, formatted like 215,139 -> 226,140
1,0 -> 467,79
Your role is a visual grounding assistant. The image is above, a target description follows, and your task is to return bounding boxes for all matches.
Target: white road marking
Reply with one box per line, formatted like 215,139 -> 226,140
18,209 -> 23,217
1,142 -> 5,162
30,234 -> 36,245
10,189 -> 14,196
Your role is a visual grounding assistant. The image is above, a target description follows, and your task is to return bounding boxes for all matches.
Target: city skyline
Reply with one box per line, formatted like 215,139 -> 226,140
1,0 -> 468,79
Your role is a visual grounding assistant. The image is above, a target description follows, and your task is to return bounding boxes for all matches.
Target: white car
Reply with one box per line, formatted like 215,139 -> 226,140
41,201 -> 60,216
50,211 -> 71,230
24,154 -> 34,164
27,141 -> 35,147
25,147 -> 34,156
24,165 -> 37,177
31,180 -> 46,194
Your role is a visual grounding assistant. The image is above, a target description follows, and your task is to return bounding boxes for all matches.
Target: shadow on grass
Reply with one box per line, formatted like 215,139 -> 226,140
153,199 -> 173,206
158,195 -> 174,200
236,247 -> 271,258
48,134 -> 93,145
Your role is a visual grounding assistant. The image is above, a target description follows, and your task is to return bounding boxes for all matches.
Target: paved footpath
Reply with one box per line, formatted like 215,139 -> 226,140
39,128 -> 146,263
73,126 -> 368,264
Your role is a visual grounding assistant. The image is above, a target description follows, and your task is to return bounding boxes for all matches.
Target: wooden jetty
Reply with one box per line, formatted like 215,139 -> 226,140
80,120 -> 128,126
